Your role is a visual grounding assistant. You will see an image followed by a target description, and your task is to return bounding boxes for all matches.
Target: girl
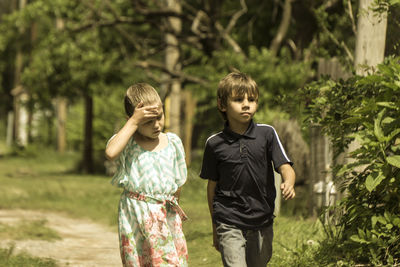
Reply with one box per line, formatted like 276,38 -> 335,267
105,83 -> 188,267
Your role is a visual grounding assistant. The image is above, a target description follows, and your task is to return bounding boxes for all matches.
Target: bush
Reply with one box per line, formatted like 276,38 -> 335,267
301,57 -> 400,265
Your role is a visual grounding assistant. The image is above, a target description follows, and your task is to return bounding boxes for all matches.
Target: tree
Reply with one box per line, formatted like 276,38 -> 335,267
3,0 -> 382,170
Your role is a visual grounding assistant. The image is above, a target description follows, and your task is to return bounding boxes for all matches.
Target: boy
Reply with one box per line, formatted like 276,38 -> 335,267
200,72 -> 295,267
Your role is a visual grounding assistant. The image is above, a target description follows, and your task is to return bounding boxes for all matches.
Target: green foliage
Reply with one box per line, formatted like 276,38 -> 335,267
0,0 -> 160,159
301,57 -> 400,264
312,0 -> 357,66
185,46 -> 311,146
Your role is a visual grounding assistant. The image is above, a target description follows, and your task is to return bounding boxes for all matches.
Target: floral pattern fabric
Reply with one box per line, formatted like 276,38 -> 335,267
110,132 -> 188,267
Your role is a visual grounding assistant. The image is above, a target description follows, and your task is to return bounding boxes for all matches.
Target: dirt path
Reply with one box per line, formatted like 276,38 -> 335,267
0,209 -> 121,267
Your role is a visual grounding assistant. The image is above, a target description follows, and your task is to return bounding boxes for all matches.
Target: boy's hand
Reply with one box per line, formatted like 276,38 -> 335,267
129,102 -> 159,126
212,226 -> 220,252
278,164 -> 296,200
280,182 -> 295,200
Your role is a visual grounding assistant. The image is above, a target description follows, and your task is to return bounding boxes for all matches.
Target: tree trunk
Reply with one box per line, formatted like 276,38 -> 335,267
12,0 -> 27,146
82,93 -> 93,174
28,22 -> 38,143
309,58 -> 349,218
56,97 -> 67,153
164,0 -> 182,137
347,0 -> 387,163
183,91 -> 196,166
56,18 -> 67,153
6,112 -> 14,147
354,0 -> 387,75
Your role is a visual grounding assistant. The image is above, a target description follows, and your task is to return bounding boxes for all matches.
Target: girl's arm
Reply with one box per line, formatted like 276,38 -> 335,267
105,118 -> 139,160
105,103 -> 159,160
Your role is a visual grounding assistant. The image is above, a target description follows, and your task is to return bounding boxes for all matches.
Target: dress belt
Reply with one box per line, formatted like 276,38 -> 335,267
124,191 -> 188,221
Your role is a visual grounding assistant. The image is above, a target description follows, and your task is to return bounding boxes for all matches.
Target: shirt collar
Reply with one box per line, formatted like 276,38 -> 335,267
222,120 -> 257,143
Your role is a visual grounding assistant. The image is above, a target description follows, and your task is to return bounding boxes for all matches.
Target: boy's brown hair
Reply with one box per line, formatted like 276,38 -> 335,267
124,83 -> 162,117
217,72 -> 259,120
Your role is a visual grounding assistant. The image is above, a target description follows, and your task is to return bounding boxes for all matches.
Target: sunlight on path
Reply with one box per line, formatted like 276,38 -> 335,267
0,209 -> 121,267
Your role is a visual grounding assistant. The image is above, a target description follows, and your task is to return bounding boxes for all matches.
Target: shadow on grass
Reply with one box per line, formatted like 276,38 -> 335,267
185,230 -> 211,242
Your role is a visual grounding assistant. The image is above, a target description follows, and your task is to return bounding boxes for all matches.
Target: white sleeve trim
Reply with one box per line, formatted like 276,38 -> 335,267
257,124 -> 291,162
204,132 -> 222,146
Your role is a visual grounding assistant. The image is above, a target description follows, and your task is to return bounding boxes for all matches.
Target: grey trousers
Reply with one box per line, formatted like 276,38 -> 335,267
215,221 -> 273,267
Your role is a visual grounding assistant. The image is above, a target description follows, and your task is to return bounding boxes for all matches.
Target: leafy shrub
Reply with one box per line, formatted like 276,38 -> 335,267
301,56 -> 400,265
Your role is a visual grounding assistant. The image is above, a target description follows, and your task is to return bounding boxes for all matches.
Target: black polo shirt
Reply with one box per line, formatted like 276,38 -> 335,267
200,121 -> 293,230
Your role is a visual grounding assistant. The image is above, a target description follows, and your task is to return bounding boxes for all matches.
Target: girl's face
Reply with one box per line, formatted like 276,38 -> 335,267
137,104 -> 164,140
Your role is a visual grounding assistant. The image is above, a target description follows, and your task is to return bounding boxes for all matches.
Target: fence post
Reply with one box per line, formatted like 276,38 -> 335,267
310,58 -> 349,219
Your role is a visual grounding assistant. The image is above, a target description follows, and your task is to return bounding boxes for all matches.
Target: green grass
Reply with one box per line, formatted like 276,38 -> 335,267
0,144 -> 325,266
181,172 -> 222,266
0,245 -> 57,267
0,149 -> 121,227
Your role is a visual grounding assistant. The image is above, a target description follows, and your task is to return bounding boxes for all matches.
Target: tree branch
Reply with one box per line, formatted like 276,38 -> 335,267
321,0 -> 340,10
347,0 -> 357,35
320,22 -> 354,63
191,10 -> 209,39
225,0 -> 248,34
135,60 -> 208,85
191,7 -> 245,56
215,21 -> 244,55
270,0 -> 292,56
72,19 -> 140,32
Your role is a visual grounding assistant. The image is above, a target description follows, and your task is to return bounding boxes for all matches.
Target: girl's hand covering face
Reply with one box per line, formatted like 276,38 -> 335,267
130,102 -> 160,125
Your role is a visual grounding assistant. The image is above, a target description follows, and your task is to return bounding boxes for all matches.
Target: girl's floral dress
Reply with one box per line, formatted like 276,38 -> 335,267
110,132 -> 188,267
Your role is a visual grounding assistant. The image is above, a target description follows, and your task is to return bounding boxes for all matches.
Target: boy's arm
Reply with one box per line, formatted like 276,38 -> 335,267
278,163 -> 296,200
105,103 -> 159,160
207,180 -> 219,251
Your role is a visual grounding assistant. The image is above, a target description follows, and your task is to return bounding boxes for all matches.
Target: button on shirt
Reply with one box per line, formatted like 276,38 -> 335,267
200,121 -> 293,230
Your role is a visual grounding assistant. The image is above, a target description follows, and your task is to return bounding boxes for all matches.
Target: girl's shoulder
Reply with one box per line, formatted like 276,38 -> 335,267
166,132 -> 183,146
166,132 -> 180,140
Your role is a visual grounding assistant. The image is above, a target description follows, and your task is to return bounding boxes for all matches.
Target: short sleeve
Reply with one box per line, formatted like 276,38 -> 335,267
169,133 -> 187,187
269,127 -> 293,171
199,140 -> 218,181
107,135 -> 129,187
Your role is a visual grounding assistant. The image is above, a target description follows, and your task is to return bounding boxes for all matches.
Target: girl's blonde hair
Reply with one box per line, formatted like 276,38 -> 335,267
124,83 -> 161,117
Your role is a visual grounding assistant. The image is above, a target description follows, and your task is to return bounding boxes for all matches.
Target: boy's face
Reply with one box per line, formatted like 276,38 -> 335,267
137,104 -> 164,140
221,93 -> 258,125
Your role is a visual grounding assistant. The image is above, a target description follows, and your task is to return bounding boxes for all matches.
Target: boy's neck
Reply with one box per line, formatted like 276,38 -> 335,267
227,120 -> 251,135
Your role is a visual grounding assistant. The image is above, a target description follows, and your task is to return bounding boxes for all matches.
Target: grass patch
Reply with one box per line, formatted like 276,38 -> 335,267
181,171 -> 222,266
270,216 -> 324,266
0,219 -> 61,241
0,144 -> 325,266
0,148 -> 121,227
0,245 -> 57,267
